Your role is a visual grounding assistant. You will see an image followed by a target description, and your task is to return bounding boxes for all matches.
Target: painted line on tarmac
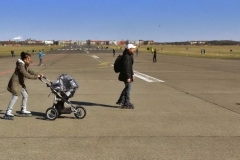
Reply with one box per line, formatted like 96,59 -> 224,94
111,64 -> 164,82
0,69 -> 14,76
91,56 -> 163,82
133,70 -> 164,82
92,55 -> 99,59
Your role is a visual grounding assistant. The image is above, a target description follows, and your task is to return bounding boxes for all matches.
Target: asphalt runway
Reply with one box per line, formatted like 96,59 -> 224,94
0,46 -> 240,159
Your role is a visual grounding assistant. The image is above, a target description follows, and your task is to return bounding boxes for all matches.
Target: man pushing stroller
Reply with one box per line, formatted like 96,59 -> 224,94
3,52 -> 43,120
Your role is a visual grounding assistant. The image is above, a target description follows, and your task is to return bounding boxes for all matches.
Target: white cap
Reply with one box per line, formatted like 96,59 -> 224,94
126,44 -> 136,49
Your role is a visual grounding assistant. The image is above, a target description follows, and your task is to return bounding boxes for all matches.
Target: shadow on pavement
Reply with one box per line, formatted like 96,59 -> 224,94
0,101 -> 119,120
71,101 -> 119,109
15,111 -> 46,118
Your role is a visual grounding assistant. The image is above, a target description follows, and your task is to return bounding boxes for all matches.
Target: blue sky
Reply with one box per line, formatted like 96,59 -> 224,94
0,0 -> 239,42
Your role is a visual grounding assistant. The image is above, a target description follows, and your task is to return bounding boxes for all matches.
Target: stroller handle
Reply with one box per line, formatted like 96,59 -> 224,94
38,76 -> 48,80
38,76 -> 52,87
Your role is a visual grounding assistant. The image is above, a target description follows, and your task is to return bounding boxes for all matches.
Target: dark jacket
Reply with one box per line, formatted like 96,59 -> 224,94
118,49 -> 134,82
153,50 -> 157,57
7,59 -> 38,96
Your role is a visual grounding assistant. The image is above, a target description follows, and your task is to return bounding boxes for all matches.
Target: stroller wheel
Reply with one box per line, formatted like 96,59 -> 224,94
74,106 -> 86,119
46,108 -> 58,120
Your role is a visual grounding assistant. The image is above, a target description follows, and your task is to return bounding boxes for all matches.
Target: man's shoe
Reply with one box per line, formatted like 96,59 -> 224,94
116,101 -> 124,105
122,103 -> 134,109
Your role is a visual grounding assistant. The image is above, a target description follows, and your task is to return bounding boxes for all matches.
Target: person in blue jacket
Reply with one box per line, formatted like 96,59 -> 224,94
38,50 -> 44,66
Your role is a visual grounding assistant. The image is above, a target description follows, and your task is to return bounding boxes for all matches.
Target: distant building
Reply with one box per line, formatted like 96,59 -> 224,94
43,40 -> 54,45
117,40 -> 127,45
139,40 -> 144,45
59,40 -> 72,46
109,40 -> 118,45
74,41 -> 86,45
89,40 -> 109,45
143,40 -> 154,45
128,40 -> 139,45
190,41 -> 206,45
26,39 -> 36,44
35,40 -> 43,44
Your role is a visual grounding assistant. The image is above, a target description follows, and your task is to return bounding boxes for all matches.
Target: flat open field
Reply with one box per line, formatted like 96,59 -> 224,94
0,46 -> 240,159
0,45 -> 62,57
1,44 -> 240,59
108,44 -> 240,59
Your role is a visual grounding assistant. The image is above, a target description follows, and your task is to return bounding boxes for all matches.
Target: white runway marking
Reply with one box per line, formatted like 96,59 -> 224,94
111,64 -> 163,82
133,70 -> 164,82
92,55 -> 99,58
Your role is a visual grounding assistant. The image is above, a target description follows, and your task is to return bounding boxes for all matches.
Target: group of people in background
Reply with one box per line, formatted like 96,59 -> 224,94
113,47 -> 157,62
10,49 -> 45,66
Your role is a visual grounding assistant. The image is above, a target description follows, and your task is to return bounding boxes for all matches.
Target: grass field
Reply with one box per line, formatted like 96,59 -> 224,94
1,44 -> 240,59
107,45 -> 240,59
0,45 -> 62,57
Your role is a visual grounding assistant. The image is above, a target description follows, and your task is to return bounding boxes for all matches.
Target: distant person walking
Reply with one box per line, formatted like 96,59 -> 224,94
11,50 -> 15,57
38,50 -> 44,66
116,44 -> 136,109
136,48 -> 138,56
32,49 -> 35,55
153,49 -> 157,63
151,48 -> 154,54
113,49 -> 115,57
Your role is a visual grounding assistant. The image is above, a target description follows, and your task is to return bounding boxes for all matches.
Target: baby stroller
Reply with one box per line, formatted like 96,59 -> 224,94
39,74 -> 86,120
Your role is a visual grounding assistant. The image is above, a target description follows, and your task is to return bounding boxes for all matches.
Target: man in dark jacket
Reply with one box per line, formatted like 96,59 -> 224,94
153,48 -> 157,62
113,49 -> 115,57
11,50 -> 15,57
4,52 -> 43,119
116,44 -> 136,109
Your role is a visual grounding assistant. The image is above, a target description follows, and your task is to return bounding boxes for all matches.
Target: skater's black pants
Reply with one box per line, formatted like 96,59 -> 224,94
153,56 -> 157,62
118,82 -> 131,104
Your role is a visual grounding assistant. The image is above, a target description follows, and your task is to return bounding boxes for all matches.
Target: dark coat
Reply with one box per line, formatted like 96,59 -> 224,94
118,49 -> 134,82
7,59 -> 38,96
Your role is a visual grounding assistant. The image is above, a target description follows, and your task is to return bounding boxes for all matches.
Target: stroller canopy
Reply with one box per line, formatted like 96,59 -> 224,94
51,74 -> 79,92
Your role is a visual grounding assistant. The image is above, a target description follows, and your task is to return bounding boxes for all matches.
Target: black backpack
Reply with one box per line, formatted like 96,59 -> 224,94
114,55 -> 122,73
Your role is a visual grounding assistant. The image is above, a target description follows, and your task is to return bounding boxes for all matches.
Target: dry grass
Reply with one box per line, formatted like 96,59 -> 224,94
106,44 -> 240,59
0,45 -> 62,57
